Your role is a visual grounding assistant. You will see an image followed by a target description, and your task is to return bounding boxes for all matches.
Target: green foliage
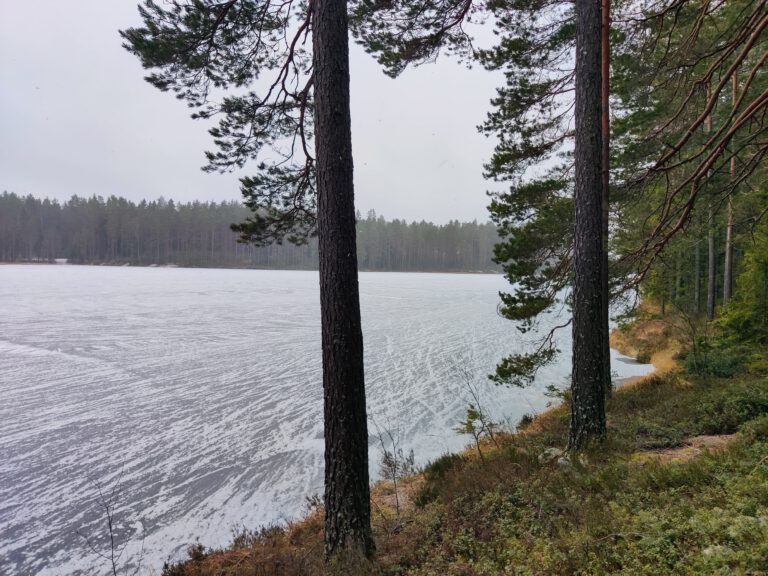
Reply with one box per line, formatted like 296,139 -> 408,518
516,413 -> 535,430
692,381 -> 768,435
352,0 -> 578,383
680,340 -> 750,379
355,0 -> 768,388
490,346 -> 558,387
490,181 -> 572,330
350,0 -> 477,78
454,406 -> 483,437
414,453 -> 466,508
121,0 -> 317,245
405,374 -> 768,575
633,422 -> 685,450
480,2 -> 578,381
720,218 -> 768,344
611,0 -> 768,315
740,415 -> 768,442
422,453 -> 465,484
454,402 -> 501,463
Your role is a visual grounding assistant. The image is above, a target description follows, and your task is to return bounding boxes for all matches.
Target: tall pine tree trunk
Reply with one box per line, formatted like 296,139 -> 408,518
723,72 -> 737,308
312,0 -> 375,561
600,0 -> 612,397
569,0 -> 607,450
694,224 -> 701,313
707,200 -> 716,321
706,84 -> 716,321
724,200 -> 734,306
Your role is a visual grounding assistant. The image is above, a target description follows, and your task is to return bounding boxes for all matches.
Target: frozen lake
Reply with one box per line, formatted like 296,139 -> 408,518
0,265 -> 652,575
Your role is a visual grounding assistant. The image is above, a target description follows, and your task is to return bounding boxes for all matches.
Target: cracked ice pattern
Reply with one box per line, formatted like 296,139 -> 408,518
0,266 -> 652,575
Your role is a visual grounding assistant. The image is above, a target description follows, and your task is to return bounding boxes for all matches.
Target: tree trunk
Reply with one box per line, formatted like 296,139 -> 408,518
600,0 -> 611,397
707,200 -> 716,321
706,84 -> 716,322
312,0 -> 375,562
724,200 -> 733,306
667,263 -> 674,308
723,72 -> 737,308
694,227 -> 701,313
569,0 -> 607,450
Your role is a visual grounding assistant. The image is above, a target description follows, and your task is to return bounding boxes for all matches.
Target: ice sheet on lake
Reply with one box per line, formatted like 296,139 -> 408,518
0,266 -> 653,575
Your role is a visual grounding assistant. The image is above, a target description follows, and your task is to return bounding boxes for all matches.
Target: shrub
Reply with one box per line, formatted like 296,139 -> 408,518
414,453 -> 465,507
635,343 -> 653,365
740,415 -> 768,442
230,524 -> 285,548
693,380 -> 768,434
681,341 -> 750,378
422,453 -> 465,483
162,543 -> 208,576
516,413 -> 535,431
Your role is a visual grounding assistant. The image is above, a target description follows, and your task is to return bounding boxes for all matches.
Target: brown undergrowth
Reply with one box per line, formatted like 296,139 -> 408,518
633,434 -> 739,465
610,305 -> 680,375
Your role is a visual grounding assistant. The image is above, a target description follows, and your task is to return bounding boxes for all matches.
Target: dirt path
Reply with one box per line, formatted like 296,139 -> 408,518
635,434 -> 738,464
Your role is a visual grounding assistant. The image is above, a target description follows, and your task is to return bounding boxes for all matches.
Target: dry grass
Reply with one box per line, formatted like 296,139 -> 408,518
633,434 -> 739,465
611,308 -> 683,379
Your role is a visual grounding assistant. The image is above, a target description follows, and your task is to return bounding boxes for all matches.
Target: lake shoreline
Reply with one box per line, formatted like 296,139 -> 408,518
0,260 -> 502,275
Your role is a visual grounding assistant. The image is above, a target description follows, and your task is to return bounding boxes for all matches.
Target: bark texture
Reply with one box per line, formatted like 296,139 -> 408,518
600,0 -> 611,397
312,0 -> 375,560
569,0 -> 607,450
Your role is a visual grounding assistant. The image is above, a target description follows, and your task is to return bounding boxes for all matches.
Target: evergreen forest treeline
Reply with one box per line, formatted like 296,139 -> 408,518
0,192 -> 499,272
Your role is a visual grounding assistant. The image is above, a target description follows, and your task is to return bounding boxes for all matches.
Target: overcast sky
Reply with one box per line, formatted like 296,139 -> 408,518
0,1 -> 503,223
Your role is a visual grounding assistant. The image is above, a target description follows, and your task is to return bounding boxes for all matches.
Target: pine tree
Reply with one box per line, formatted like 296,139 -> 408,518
569,0 -> 607,449
352,0 -> 613,440
121,0 -> 374,561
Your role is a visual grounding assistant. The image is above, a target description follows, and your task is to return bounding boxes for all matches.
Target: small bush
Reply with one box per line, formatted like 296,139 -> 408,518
682,341 -> 750,378
635,344 -> 653,365
517,413 -> 535,431
162,543 -> 208,576
693,381 -> 768,434
414,453 -> 465,507
422,453 -> 464,483
413,484 -> 439,508
230,524 -> 285,548
740,415 -> 768,442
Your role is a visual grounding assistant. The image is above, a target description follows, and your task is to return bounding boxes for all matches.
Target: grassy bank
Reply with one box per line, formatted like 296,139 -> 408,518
163,317 -> 768,575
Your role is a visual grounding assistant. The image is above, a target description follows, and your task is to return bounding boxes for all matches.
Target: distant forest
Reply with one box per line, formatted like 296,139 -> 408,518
0,192 -> 500,272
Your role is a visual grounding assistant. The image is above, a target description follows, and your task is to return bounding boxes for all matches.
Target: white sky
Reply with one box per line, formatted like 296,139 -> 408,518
0,0 -> 503,223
